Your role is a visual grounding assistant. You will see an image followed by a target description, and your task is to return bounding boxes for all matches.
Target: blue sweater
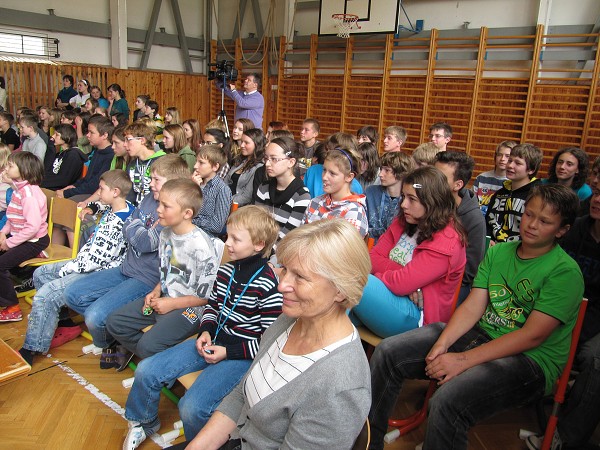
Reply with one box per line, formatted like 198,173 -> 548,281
303,164 -> 363,198
64,145 -> 114,198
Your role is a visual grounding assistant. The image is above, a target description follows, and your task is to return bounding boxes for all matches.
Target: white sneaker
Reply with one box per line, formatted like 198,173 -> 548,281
525,431 -> 562,450
123,423 -> 146,450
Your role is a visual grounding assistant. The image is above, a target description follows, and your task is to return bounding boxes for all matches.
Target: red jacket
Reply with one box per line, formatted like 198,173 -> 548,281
370,217 -> 466,325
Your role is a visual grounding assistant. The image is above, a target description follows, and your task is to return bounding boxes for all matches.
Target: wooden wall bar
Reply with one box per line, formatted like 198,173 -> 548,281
276,26 -> 600,177
0,59 -> 210,127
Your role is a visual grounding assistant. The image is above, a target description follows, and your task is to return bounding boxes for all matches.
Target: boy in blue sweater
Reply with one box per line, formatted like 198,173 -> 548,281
63,155 -> 191,367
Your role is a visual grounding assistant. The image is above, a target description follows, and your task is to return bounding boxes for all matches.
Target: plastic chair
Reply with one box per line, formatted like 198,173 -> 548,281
19,196 -> 82,268
537,298 -> 588,450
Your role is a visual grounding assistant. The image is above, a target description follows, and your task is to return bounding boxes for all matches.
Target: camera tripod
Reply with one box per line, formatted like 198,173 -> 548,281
217,74 -> 230,138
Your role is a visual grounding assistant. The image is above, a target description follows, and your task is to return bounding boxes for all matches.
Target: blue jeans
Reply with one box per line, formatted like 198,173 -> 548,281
22,261 -> 86,353
368,323 -> 546,450
558,331 -> 600,447
351,274 -> 420,338
63,267 -> 153,348
125,339 -> 251,439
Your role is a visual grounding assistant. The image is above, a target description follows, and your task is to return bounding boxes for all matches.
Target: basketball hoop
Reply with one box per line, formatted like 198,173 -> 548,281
332,14 -> 360,39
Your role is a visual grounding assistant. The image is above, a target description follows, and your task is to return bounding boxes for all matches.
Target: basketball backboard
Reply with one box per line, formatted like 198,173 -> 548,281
319,0 -> 401,36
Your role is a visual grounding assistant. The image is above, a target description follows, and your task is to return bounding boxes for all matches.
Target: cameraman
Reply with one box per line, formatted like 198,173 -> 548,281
216,73 -> 264,130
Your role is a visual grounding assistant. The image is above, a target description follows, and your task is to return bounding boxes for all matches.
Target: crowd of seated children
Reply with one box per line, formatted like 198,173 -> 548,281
383,125 -> 406,153
303,145 -> 368,237
543,146 -> 592,202
254,136 -> 311,255
162,124 -> 195,171
369,184 -> 584,450
365,151 -> 415,242
434,151 -> 486,303
351,166 -> 466,338
472,140 -> 516,215
225,128 -> 264,206
0,152 -> 49,323
17,169 -> 134,364
121,206 -> 282,449
41,124 -> 87,190
106,178 -> 224,367
191,144 -> 232,236
61,155 -> 190,366
429,121 -> 452,151
486,143 -> 543,243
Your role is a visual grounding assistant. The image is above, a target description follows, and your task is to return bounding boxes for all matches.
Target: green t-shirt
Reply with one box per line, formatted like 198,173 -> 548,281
473,241 -> 583,394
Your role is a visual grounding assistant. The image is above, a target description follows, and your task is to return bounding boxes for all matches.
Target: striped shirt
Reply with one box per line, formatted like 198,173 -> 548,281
1,180 -> 48,248
192,175 -> 232,237
198,254 -> 283,360
245,322 -> 358,408
254,178 -> 311,245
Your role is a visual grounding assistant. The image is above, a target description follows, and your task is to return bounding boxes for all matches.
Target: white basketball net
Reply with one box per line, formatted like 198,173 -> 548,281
332,14 -> 359,39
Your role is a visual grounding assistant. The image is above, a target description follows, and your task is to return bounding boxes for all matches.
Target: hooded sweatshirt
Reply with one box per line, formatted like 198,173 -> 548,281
303,193 -> 368,237
457,188 -> 486,286
64,145 -> 114,198
255,177 -> 311,244
485,178 -> 541,243
370,217 -> 466,325
42,146 -> 88,190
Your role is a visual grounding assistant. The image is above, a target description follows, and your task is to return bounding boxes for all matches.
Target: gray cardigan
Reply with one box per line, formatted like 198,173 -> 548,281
225,162 -> 263,207
217,314 -> 371,450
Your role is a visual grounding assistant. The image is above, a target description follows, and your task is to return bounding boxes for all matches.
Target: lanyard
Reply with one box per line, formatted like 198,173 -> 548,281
213,265 -> 265,342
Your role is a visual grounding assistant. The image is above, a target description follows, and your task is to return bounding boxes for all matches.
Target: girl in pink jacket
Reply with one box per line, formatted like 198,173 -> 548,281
0,152 -> 49,322
352,166 -> 466,338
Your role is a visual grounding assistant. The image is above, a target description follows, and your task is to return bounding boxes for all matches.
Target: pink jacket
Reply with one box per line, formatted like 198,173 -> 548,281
1,180 -> 48,248
370,217 -> 466,325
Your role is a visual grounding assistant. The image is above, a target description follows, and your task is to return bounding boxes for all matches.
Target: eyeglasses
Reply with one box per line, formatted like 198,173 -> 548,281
201,141 -> 218,145
126,136 -> 143,142
263,156 -> 290,164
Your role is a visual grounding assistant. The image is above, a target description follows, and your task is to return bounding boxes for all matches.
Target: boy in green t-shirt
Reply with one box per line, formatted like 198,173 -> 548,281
368,183 -> 584,450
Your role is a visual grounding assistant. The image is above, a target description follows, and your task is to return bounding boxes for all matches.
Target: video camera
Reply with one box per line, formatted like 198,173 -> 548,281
208,60 -> 238,83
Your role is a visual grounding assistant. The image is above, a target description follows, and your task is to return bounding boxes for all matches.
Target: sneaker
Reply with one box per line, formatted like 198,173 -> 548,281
14,277 -> 35,294
115,345 -> 135,372
0,307 -> 23,322
50,326 -> 83,349
526,431 -> 563,450
123,423 -> 146,450
100,345 -> 119,369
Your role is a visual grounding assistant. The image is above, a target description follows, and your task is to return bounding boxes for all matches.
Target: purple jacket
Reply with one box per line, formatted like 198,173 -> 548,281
225,89 -> 264,129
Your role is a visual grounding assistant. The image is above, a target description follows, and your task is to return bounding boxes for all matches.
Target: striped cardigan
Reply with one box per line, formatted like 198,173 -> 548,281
1,180 -> 48,248
198,253 -> 282,360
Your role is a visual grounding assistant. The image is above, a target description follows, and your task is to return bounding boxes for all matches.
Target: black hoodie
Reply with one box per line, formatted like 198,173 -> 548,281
42,146 -> 88,190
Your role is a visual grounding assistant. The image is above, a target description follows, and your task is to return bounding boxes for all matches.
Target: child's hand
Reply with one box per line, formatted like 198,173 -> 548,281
143,290 -> 160,309
192,172 -> 203,186
56,189 -> 65,198
78,208 -> 93,220
196,332 -> 212,354
201,344 -> 226,364
149,297 -> 175,315
0,239 -> 9,251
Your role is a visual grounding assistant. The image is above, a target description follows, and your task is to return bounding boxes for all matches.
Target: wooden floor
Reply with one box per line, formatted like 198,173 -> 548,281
0,300 -> 596,450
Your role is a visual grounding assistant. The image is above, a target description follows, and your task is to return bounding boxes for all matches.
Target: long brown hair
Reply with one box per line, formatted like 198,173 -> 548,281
399,166 -> 466,245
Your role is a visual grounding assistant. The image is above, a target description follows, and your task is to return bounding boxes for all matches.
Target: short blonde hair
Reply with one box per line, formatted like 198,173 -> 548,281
276,219 -> 371,308
412,142 -> 442,166
151,154 -> 192,180
227,205 -> 279,258
100,169 -> 132,198
160,178 -> 203,216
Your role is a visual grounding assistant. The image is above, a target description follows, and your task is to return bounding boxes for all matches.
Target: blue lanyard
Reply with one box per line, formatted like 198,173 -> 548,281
213,265 -> 265,342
